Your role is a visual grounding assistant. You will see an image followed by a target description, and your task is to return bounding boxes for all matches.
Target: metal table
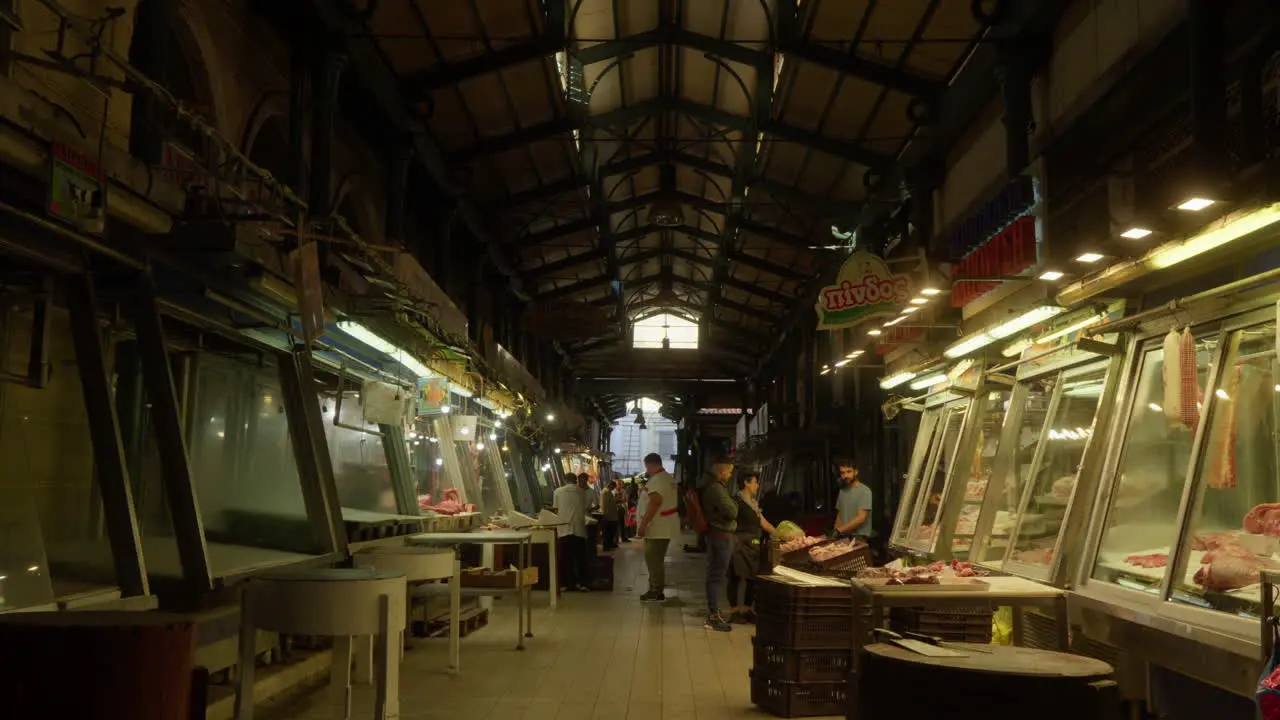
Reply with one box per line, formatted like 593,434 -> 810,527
406,530 -> 534,650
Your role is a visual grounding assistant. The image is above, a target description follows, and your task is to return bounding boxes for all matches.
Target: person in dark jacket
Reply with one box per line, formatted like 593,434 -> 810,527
701,456 -> 738,632
728,473 -> 776,623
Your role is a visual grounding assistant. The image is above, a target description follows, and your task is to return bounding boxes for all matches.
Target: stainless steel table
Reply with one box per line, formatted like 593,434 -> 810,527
406,530 -> 534,650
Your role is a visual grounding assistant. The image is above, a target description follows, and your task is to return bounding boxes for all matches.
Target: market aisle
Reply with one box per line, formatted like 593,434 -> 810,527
263,538 -> 829,720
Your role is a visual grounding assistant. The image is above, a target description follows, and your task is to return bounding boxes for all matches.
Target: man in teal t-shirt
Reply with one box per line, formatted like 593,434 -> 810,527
833,461 -> 873,538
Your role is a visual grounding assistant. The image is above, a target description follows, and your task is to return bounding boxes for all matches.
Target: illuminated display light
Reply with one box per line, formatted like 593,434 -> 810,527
1039,270 -> 1064,281
1120,227 -> 1153,239
1176,198 -> 1215,212
879,371 -> 917,390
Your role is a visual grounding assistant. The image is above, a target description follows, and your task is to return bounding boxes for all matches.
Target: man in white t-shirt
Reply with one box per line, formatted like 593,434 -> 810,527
638,452 -> 679,602
553,475 -> 590,591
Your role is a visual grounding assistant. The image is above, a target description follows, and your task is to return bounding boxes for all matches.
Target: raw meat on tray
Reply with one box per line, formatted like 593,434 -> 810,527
1245,504 -> 1280,536
1124,553 -> 1168,569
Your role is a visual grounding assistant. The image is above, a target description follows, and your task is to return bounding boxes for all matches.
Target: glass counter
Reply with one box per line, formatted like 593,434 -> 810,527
473,437 -> 516,516
895,400 -> 970,553
968,375 -> 1057,567
1169,317 -> 1279,616
504,440 -> 540,513
1003,359 -> 1115,581
1091,327 -> 1219,593
890,408 -> 942,548
321,392 -> 395,515
3,305 -> 118,605
949,388 -> 1014,560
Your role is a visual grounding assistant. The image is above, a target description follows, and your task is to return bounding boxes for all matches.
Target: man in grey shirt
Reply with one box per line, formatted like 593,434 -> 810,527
833,461 -> 873,538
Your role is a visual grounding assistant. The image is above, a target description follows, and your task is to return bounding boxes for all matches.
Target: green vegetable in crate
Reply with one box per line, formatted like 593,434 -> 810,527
775,521 -> 805,539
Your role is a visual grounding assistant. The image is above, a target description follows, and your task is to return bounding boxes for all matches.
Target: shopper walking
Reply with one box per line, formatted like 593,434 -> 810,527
553,474 -> 591,591
701,457 -> 738,632
727,473 -> 775,623
637,453 -> 679,602
601,477 -> 620,550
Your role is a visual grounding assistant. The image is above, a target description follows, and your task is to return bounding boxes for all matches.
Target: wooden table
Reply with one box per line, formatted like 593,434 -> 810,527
406,530 -> 534,650
855,642 -> 1117,720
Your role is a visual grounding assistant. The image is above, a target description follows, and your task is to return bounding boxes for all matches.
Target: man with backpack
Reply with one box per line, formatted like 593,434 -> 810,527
637,453 -> 679,602
698,457 -> 738,632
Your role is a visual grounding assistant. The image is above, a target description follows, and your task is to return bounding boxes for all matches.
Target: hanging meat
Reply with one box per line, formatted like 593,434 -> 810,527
1178,328 -> 1201,431
1162,328 -> 1182,427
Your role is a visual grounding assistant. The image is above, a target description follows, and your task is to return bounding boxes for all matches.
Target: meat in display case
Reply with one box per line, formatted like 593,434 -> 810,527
889,362 -> 989,557
987,349 -> 1122,585
1072,300 -> 1280,693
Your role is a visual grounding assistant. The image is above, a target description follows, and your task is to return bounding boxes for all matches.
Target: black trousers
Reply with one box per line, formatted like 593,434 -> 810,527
727,570 -> 755,609
601,519 -> 618,549
564,535 -> 591,588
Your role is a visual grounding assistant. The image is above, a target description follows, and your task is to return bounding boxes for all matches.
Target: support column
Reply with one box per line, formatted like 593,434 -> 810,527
128,288 -> 213,591
308,48 -> 347,218
995,45 -> 1035,178
386,145 -> 414,247
127,0 -> 176,164
66,275 -> 149,598
285,345 -> 348,556
289,47 -> 311,199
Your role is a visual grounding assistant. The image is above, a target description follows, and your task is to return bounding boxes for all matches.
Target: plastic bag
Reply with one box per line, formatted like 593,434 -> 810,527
1258,621 -> 1280,719
775,521 -> 805,540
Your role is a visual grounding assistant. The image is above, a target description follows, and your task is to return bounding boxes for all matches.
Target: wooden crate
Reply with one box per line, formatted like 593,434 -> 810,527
460,567 -> 539,589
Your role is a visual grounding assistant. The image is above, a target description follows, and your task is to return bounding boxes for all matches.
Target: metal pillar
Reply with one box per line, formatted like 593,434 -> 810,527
289,47 -> 311,198
308,48 -> 347,217
1188,0 -> 1227,179
65,274 -> 149,598
996,46 -> 1034,178
127,0 -> 176,164
285,345 -> 348,556
128,288 -> 213,591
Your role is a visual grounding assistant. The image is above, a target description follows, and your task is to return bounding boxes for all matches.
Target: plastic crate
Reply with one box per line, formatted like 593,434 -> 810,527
890,605 -> 994,644
755,577 -> 851,610
750,671 -> 849,718
755,610 -> 853,649
752,640 -> 852,683
814,541 -> 872,574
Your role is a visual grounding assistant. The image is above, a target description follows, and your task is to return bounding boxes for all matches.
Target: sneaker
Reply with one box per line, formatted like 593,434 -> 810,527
640,590 -> 666,602
704,612 -> 732,632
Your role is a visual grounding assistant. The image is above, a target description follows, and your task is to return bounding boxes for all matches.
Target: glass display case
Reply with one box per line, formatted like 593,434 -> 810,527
1074,299 -> 1280,664
504,439 -> 540,514
1089,327 -> 1219,592
948,387 -> 1015,560
890,392 -> 972,554
1,305 -> 115,608
321,391 -> 395,515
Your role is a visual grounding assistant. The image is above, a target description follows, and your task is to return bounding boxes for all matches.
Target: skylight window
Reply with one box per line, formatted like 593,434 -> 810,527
632,313 -> 698,350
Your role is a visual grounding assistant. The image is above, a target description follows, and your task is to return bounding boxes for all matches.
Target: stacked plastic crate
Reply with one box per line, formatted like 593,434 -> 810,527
751,577 -> 863,718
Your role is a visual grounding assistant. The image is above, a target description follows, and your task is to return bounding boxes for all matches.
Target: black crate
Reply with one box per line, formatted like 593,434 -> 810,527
588,555 -> 614,592
750,671 -> 849,718
756,610 -> 853,650
753,640 -> 852,683
755,577 -> 852,610
890,605 -> 994,644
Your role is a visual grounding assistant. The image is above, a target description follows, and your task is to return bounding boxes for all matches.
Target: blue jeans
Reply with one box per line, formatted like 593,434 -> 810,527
705,534 -> 734,614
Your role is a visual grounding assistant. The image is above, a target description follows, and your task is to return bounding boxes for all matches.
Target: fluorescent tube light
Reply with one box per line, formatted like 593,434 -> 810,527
988,306 -> 1065,339
449,385 -> 474,398
901,306 -> 918,314
1120,228 -> 1153,239
1176,198 -> 1215,212
884,316 -> 906,326
336,321 -> 434,378
846,350 -> 864,359
820,368 -> 831,375
867,329 -> 882,336
909,374 -> 947,390
920,287 -> 942,296
834,359 -> 850,368
910,298 -> 928,305
1002,340 -> 1032,358
944,331 -> 995,358
1034,314 -> 1105,344
879,371 -> 917,390
1149,202 -> 1280,269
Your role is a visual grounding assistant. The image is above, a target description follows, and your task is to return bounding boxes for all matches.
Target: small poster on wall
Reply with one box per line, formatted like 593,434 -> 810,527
814,251 -> 913,330
416,377 -> 449,416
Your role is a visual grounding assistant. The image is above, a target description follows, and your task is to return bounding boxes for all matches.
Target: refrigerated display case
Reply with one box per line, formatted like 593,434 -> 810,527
1071,295 -> 1280,697
968,342 -> 1124,586
889,385 -> 980,557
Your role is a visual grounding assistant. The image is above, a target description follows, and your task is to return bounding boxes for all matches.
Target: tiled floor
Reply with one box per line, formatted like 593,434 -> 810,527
264,537 -> 815,720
